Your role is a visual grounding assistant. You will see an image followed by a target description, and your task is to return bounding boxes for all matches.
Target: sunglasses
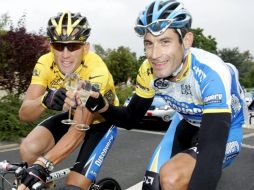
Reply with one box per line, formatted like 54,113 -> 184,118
134,19 -> 174,37
51,42 -> 84,52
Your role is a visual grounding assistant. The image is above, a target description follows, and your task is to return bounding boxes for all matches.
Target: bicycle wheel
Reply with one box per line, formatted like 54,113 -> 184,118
93,177 -> 121,190
54,184 -> 83,190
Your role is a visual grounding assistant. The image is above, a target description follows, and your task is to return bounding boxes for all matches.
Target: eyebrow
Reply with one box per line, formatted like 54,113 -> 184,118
144,36 -> 172,43
159,37 -> 172,41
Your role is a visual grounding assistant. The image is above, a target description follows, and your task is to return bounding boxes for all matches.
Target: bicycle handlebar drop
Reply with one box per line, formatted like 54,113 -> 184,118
1,160 -> 121,190
0,160 -> 27,173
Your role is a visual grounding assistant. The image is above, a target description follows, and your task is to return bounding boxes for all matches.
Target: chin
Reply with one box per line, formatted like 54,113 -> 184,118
154,71 -> 171,78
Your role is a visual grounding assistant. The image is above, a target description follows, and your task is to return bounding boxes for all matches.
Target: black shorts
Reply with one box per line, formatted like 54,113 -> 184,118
171,119 -> 200,158
39,112 -> 112,174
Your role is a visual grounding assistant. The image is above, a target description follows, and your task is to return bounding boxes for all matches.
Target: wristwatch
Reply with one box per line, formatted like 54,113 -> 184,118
37,156 -> 54,171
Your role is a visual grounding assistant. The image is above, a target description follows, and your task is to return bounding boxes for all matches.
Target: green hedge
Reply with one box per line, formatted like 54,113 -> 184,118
0,86 -> 134,141
115,85 -> 134,105
0,95 -> 31,141
0,95 -> 55,142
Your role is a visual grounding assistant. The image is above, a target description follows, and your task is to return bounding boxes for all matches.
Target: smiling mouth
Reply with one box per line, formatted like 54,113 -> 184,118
153,60 -> 168,67
62,61 -> 72,67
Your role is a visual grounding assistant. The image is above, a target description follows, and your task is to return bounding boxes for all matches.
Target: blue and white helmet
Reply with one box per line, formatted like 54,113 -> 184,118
134,0 -> 192,36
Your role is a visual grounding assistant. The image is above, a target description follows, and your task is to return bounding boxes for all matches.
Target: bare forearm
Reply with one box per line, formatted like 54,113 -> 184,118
19,96 -> 45,122
45,127 -> 85,164
45,107 -> 93,164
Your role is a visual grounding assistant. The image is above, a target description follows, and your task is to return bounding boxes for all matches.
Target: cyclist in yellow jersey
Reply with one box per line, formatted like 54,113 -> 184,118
18,11 -> 118,190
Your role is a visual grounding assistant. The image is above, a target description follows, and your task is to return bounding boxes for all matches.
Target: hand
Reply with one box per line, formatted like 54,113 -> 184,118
42,88 -> 67,111
86,92 -> 107,112
18,164 -> 50,189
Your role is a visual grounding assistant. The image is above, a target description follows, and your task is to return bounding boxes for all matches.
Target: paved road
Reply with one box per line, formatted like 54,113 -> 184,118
1,127 -> 254,190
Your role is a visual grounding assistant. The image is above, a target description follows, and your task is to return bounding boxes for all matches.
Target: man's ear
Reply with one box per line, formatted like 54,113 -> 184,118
84,42 -> 90,53
183,32 -> 193,48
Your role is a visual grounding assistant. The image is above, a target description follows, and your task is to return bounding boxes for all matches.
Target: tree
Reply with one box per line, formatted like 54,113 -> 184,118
93,44 -> 110,60
106,46 -> 139,84
0,15 -> 49,96
218,48 -> 254,87
191,28 -> 217,54
218,48 -> 253,73
0,13 -> 11,31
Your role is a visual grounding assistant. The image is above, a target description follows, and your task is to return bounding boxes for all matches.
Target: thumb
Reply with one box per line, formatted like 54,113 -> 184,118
89,91 -> 100,98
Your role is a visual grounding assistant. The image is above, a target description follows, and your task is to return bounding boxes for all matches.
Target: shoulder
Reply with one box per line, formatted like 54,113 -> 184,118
190,48 -> 223,66
136,59 -> 155,98
84,51 -> 106,66
138,60 -> 153,79
190,48 -> 230,79
37,52 -> 54,65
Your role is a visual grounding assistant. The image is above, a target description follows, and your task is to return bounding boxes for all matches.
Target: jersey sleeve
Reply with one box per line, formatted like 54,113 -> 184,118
200,64 -> 232,114
31,56 -> 51,88
135,61 -> 155,98
85,54 -> 117,105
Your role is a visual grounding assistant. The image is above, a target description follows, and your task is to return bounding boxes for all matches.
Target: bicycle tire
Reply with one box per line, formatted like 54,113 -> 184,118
94,177 -> 122,190
54,184 -> 83,190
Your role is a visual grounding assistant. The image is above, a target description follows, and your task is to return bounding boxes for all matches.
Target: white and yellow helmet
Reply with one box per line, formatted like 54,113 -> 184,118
47,11 -> 91,42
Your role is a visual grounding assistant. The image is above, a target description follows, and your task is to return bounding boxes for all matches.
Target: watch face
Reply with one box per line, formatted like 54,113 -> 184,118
46,162 -> 54,171
38,157 -> 54,171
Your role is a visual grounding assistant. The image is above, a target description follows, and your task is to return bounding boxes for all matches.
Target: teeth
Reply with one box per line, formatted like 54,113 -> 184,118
63,62 -> 71,66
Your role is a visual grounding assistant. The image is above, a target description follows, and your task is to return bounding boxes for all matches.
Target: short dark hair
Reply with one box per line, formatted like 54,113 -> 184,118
173,28 -> 190,43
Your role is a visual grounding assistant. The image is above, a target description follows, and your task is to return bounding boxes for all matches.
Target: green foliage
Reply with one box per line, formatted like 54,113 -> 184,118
191,28 -> 217,54
105,46 -> 139,85
115,85 -> 134,105
93,44 -> 111,60
0,95 -> 32,141
0,13 -> 11,32
0,95 -> 59,141
0,14 -> 49,96
218,48 -> 254,87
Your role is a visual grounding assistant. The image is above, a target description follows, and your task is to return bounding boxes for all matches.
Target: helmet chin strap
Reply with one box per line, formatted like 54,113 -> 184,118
166,45 -> 189,79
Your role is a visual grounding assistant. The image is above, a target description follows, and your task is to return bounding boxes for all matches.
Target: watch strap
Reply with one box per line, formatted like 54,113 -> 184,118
37,156 -> 54,171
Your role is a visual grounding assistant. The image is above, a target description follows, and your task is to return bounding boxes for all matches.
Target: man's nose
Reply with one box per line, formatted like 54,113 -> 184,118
151,44 -> 161,59
62,47 -> 71,57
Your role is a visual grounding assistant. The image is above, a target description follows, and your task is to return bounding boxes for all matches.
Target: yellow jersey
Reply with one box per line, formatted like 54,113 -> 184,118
31,50 -> 119,124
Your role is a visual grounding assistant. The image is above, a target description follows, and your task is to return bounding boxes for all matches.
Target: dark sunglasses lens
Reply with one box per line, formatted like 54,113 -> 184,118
51,43 -> 65,51
134,26 -> 146,36
52,43 -> 83,52
67,43 -> 83,51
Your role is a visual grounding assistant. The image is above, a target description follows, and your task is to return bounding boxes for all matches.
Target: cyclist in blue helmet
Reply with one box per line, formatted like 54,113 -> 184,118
83,0 -> 245,189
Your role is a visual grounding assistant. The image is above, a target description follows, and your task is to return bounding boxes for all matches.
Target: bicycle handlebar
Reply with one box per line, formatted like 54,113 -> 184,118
0,160 -> 27,172
1,160 -> 71,190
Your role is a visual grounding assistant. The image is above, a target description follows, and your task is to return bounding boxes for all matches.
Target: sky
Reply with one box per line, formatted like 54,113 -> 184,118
1,0 -> 254,57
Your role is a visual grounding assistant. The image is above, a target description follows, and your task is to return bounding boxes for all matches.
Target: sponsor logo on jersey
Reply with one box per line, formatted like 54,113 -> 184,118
144,176 -> 154,185
153,78 -> 169,89
224,141 -> 240,162
164,96 -> 202,115
231,94 -> 242,113
203,94 -> 222,105
181,84 -> 192,95
104,90 -> 115,104
169,102 -> 202,115
49,76 -> 64,88
225,141 -> 240,155
32,68 -> 40,77
193,66 -> 206,82
136,82 -> 150,92
88,75 -> 103,80
147,68 -> 153,76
